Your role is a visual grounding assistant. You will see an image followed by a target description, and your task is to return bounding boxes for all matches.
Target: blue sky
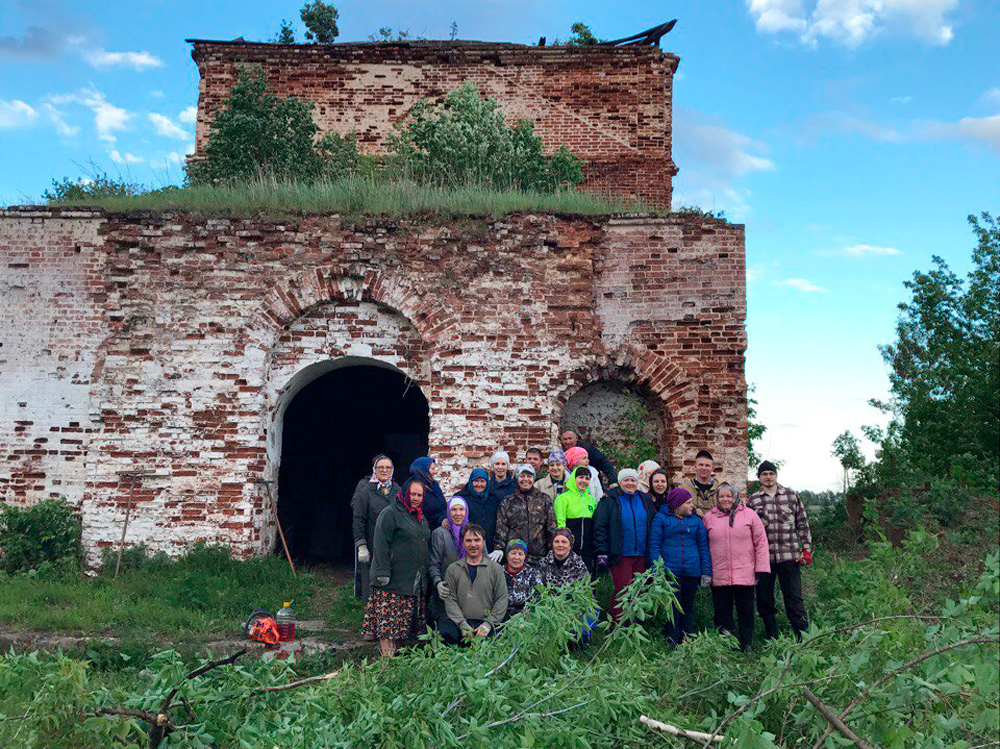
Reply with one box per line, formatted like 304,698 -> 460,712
2,0 -> 997,490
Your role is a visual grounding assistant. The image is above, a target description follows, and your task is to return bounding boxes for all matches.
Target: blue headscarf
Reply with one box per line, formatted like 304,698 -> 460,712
409,457 -> 447,529
457,467 -> 490,501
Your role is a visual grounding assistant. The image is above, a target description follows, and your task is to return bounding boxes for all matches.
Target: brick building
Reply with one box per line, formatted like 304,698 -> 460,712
0,40 -> 747,563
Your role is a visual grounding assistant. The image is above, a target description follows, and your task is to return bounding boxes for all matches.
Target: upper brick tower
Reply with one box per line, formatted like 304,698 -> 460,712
188,40 -> 679,209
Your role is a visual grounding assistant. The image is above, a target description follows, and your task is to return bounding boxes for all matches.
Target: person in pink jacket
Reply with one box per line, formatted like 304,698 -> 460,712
702,482 -> 770,651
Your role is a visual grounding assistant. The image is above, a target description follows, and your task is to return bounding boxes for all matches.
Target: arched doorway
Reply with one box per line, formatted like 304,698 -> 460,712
561,380 -> 666,469
277,363 -> 429,564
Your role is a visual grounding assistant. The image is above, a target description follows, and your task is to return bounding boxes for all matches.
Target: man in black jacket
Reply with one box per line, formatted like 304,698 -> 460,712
560,429 -> 617,487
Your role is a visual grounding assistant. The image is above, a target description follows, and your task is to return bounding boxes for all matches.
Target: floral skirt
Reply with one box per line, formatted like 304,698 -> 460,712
362,588 -> 425,641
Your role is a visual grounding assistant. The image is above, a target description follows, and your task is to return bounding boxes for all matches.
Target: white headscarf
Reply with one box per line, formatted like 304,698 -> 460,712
637,459 -> 661,493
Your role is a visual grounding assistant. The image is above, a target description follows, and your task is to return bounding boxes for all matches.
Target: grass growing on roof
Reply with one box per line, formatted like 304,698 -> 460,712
43,176 -> 660,218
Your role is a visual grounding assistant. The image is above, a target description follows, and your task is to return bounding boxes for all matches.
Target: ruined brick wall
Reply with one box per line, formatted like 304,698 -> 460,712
189,41 -> 678,208
0,208 -> 745,559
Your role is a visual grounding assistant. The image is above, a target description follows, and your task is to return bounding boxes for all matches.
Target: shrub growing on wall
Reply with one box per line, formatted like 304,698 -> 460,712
188,67 -> 362,184
0,499 -> 82,573
388,81 -> 584,192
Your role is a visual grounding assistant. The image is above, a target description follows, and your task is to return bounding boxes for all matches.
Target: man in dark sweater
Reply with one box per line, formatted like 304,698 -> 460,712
560,429 -> 617,488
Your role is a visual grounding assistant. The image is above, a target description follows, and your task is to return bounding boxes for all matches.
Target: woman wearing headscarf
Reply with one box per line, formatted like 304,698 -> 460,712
593,468 -> 656,622
484,451 -> 515,559
702,482 -> 769,651
409,457 -> 448,530
553,467 -> 598,575
539,528 -> 598,643
636,460 -> 661,494
456,467 -> 502,552
564,446 -> 604,504
351,454 -> 400,603
649,487 -> 712,645
535,450 -> 569,502
428,496 -> 469,629
647,468 -> 671,513
362,479 -> 431,657
503,538 -> 543,619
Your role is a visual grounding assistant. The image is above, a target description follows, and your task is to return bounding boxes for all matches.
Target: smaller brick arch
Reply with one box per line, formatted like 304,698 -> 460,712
242,265 -> 460,354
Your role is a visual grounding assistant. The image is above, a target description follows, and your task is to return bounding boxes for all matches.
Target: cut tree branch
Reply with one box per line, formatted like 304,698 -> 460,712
801,687 -> 873,749
640,715 -> 723,744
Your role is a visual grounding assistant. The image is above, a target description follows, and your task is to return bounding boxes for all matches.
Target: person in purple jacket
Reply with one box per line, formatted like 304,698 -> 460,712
649,487 -> 712,645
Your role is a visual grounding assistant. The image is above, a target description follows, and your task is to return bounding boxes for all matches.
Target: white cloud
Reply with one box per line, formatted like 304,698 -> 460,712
773,277 -> 826,292
151,142 -> 195,169
843,244 -> 900,257
42,88 -> 133,142
890,95 -> 913,104
981,87 -> 1000,108
921,114 -> 1000,153
177,106 -> 198,124
148,112 -> 190,140
84,48 -> 163,71
109,150 -> 144,165
0,99 -> 38,128
673,108 -> 775,218
747,0 -> 958,47
41,103 -> 79,137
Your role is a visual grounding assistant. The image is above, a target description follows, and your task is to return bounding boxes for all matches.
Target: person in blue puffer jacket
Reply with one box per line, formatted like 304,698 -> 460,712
649,487 -> 712,645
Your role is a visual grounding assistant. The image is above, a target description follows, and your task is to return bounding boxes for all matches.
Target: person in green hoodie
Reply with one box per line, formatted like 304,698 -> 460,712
553,467 -> 599,576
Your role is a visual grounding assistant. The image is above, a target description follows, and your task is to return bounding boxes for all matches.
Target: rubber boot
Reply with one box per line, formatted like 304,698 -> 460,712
763,616 -> 780,640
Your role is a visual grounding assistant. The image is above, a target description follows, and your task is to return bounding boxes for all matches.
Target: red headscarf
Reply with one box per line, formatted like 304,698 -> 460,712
399,479 -> 426,524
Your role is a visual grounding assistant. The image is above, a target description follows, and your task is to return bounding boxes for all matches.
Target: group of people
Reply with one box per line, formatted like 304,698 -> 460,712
352,429 -> 813,657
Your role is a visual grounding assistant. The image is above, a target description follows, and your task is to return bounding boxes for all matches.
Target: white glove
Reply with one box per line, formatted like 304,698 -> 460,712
700,575 -> 712,588
488,549 -> 504,563
436,580 -> 450,598
357,544 -> 370,564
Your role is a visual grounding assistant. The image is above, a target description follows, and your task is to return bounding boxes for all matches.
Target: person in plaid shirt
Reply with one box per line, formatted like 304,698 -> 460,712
748,460 -> 813,640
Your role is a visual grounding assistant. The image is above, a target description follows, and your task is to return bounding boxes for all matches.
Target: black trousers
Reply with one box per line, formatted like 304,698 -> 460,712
438,618 -> 494,645
756,561 -> 808,636
711,585 -> 755,651
664,575 -> 700,645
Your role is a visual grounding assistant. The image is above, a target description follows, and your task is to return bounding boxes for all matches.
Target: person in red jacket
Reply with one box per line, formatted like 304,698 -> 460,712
702,482 -> 770,651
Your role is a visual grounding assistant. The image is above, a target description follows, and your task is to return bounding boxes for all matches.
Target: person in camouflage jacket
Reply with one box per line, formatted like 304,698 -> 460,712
494,465 -> 557,564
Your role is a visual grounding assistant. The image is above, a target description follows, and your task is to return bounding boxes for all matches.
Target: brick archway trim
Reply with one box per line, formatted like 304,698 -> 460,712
243,266 -> 458,351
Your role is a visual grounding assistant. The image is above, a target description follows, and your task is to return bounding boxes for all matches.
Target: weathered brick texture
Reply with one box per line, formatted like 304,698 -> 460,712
0,209 -> 746,559
189,41 -> 679,208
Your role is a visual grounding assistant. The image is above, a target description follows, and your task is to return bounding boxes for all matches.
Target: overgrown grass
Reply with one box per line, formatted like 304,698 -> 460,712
0,545 -> 315,640
41,176 -> 661,219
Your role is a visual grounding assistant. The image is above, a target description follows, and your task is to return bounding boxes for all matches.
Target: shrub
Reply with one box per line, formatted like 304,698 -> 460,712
0,499 -> 82,573
388,81 -> 584,192
187,67 -> 363,185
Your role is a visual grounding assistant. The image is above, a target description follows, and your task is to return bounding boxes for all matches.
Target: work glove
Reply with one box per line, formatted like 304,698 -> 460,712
798,548 -> 813,566
475,622 -> 492,638
356,544 -> 370,564
700,575 -> 712,588
375,576 -> 389,587
487,550 -> 504,563
436,580 -> 450,599
596,555 -> 610,572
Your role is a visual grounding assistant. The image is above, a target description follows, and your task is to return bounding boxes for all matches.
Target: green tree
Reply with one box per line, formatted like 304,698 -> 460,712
274,19 -> 296,44
388,81 -> 583,192
187,67 -> 360,184
747,383 -> 767,469
300,1 -> 339,43
831,430 -> 865,493
874,212 -> 999,488
568,22 -> 600,46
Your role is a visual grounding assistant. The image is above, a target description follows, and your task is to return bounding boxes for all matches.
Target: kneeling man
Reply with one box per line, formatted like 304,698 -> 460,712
442,523 -> 508,643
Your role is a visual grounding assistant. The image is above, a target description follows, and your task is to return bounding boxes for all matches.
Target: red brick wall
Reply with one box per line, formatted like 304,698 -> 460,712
0,208 -> 745,559
189,41 -> 678,208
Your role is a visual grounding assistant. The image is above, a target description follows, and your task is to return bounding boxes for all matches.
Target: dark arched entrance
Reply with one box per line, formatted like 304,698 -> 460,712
277,363 -> 429,565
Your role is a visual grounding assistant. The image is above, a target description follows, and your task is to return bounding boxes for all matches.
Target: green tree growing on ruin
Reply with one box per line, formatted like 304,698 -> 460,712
388,81 -> 583,192
300,1 -> 340,43
831,430 -> 865,493
568,22 -> 600,45
274,19 -> 296,44
187,67 -> 361,184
